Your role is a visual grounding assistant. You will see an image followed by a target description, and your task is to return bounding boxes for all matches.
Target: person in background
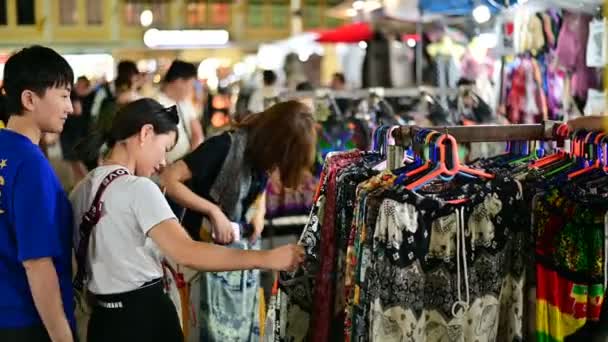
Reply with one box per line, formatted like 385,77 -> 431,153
60,78 -> 92,184
247,70 -> 281,114
296,81 -> 314,91
84,61 -> 144,170
330,72 -> 350,116
330,72 -> 346,91
74,76 -> 91,99
71,98 -> 304,342
160,100 -> 316,341
114,70 -> 142,106
295,81 -> 316,112
156,60 -> 204,165
0,45 -> 75,342
90,61 -> 142,122
70,76 -> 96,173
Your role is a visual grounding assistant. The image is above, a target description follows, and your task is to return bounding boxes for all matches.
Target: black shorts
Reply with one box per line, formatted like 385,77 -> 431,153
87,279 -> 183,342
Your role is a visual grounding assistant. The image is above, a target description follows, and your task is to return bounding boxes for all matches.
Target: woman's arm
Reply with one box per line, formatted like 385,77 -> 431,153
250,192 -> 266,242
189,118 -> 204,150
160,160 -> 234,244
149,218 -> 304,272
160,161 -> 215,216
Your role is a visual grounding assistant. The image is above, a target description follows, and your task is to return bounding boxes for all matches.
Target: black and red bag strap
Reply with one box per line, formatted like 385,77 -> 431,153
73,168 -> 129,291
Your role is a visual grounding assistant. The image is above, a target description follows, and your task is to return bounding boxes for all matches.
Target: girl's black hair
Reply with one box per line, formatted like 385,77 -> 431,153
78,98 -> 179,161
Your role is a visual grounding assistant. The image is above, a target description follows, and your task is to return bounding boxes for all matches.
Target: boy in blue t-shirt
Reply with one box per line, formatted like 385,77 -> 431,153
0,46 -> 75,342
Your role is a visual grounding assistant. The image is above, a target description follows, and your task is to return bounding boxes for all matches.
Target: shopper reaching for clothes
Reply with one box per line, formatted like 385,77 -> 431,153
70,98 -> 305,342
160,100 -> 317,341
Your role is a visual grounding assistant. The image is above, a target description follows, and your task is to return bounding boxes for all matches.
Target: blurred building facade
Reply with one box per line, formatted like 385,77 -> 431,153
0,0 -> 343,54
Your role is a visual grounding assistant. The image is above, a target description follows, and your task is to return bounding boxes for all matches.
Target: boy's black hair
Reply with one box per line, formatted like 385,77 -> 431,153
76,75 -> 90,86
332,72 -> 346,84
457,78 -> 475,87
296,81 -> 314,91
164,60 -> 197,83
117,60 -> 139,79
2,45 -> 74,116
263,70 -> 277,86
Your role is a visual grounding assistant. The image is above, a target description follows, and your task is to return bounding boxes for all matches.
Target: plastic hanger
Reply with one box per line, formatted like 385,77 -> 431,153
530,124 -> 571,169
542,130 -> 588,178
405,134 -> 494,191
568,131 -> 605,179
404,130 -> 441,178
391,128 -> 434,185
371,125 -> 389,170
370,125 -> 384,152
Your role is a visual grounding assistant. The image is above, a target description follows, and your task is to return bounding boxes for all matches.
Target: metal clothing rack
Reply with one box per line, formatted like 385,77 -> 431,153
392,121 -> 563,145
382,121 -> 564,169
283,86 -> 457,100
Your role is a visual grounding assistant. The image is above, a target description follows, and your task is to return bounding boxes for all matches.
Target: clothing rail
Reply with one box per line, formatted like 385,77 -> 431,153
392,121 -> 563,145
283,86 -> 457,100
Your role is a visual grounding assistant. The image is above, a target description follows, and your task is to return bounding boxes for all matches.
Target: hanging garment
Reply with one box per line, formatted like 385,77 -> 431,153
200,241 -> 262,342
506,61 -> 527,123
340,45 -> 366,89
274,151 -> 365,342
388,38 -> 414,88
344,172 -> 398,342
556,11 -> 597,101
547,56 -> 566,120
556,12 -> 591,71
434,55 -> 461,109
362,33 -> 392,88
268,127 -> 608,342
533,188 -> 607,342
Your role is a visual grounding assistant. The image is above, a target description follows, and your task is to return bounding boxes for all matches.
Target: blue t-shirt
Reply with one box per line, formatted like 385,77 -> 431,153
0,129 -> 75,328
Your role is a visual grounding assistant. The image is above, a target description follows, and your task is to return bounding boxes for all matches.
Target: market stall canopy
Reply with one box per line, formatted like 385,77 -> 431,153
382,0 -> 441,22
326,0 -> 517,24
315,22 -> 374,43
509,0 -> 602,14
417,0 -> 517,15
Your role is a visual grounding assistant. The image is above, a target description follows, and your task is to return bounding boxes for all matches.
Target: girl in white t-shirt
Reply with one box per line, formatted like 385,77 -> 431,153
70,98 -> 304,342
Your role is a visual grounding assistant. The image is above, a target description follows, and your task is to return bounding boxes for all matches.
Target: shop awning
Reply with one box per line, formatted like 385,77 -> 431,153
315,22 -> 373,43
327,0 -> 519,21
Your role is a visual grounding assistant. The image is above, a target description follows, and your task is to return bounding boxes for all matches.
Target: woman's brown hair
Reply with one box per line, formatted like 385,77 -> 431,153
235,100 -> 316,188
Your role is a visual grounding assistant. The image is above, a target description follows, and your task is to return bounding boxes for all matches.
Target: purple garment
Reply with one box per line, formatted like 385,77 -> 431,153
571,66 -> 599,100
555,11 -> 597,100
555,11 -> 591,70
546,52 -> 565,119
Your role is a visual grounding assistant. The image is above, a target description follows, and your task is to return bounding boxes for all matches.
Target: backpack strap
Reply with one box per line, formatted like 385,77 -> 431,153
73,168 -> 129,291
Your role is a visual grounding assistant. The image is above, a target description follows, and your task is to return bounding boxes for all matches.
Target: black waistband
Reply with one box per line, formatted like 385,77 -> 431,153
92,278 -> 163,309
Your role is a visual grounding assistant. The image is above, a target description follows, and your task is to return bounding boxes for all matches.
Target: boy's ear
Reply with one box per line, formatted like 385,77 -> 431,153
20,89 -> 37,113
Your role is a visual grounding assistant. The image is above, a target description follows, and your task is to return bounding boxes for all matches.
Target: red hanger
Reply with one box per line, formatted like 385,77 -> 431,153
405,134 -> 493,191
567,132 -> 604,179
405,131 -> 441,177
530,124 -> 570,169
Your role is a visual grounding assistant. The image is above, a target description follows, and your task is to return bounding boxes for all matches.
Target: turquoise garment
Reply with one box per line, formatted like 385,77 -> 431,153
200,239 -> 261,342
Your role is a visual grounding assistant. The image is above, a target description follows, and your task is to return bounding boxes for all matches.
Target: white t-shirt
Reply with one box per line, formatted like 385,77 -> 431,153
247,86 -> 281,113
156,92 -> 198,164
70,165 -> 176,294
